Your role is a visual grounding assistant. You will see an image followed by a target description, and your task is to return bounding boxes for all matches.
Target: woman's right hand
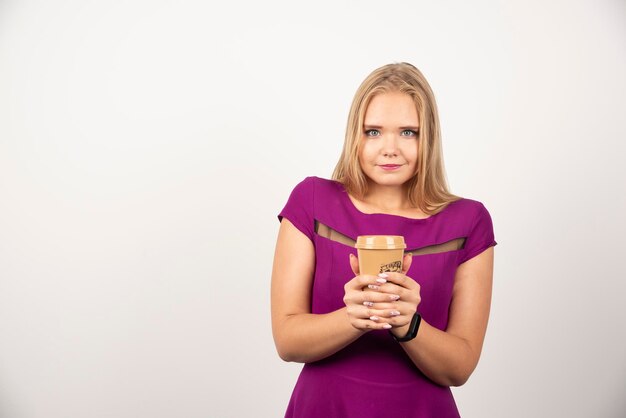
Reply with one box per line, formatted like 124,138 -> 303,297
343,254 -> 402,331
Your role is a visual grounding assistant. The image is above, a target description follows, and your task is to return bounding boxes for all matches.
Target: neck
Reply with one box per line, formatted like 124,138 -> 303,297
362,183 -> 412,211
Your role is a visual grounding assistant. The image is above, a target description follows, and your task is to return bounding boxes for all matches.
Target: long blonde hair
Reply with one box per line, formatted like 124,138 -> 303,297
331,62 -> 461,215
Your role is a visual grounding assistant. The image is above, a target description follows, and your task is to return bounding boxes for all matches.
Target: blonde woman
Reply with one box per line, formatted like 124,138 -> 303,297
271,62 -> 497,417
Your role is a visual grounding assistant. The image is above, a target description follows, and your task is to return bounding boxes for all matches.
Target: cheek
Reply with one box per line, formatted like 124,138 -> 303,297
359,143 -> 374,163
401,142 -> 418,160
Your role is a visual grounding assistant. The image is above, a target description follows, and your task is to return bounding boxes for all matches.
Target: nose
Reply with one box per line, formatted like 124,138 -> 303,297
381,133 -> 399,156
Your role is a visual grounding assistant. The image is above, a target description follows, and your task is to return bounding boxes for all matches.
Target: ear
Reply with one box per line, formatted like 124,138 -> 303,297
349,253 -> 360,276
402,253 -> 413,274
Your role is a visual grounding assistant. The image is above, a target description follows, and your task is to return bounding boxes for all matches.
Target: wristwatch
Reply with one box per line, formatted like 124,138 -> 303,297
390,313 -> 422,342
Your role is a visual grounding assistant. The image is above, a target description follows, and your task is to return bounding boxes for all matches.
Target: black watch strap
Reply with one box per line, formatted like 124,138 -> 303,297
390,313 -> 422,342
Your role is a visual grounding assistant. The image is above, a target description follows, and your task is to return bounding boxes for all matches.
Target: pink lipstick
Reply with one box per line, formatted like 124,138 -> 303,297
380,164 -> 401,171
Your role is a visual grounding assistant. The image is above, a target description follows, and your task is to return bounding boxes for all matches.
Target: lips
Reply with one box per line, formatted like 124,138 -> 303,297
379,164 -> 402,171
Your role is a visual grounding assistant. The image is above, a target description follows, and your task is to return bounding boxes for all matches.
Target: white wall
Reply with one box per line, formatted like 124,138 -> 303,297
1,1 -> 624,417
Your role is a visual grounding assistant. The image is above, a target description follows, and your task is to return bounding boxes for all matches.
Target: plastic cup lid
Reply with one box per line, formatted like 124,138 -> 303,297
355,235 -> 406,250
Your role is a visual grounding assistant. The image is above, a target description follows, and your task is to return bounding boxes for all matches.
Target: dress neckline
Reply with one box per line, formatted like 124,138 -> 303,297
335,180 -> 452,223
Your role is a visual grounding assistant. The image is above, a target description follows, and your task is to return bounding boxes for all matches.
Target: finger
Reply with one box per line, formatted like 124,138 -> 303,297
361,290 -> 401,303
348,305 -> 397,326
346,274 -> 388,291
349,253 -> 359,275
376,286 -> 421,307
363,298 -> 420,315
402,253 -> 413,274
344,284 -> 398,307
392,298 -> 421,313
380,315 -> 412,328
368,282 -> 407,296
362,301 -> 396,310
378,272 -> 419,291
365,315 -> 410,330
364,307 -> 402,319
353,319 -> 393,331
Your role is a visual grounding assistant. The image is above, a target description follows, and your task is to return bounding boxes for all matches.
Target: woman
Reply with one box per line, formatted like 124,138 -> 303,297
271,62 -> 497,417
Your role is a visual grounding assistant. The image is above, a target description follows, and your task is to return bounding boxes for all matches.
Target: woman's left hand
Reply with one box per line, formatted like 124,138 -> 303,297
349,253 -> 421,336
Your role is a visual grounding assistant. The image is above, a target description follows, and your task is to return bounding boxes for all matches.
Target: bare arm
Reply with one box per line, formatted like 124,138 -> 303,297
370,247 -> 495,386
270,219 -> 368,363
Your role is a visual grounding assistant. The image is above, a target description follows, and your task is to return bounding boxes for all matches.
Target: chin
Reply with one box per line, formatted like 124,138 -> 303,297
368,176 -> 410,187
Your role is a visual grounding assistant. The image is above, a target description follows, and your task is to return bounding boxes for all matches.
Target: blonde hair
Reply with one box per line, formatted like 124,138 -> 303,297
331,62 -> 461,215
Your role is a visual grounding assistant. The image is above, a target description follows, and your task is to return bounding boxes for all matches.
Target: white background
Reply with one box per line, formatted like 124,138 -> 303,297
1,1 -> 625,417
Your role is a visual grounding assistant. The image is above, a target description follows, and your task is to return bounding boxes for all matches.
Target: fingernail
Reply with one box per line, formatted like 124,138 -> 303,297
376,278 -> 387,284
378,273 -> 388,278
363,301 -> 374,307
382,324 -> 392,329
389,294 -> 400,300
369,316 -> 380,321
390,310 -> 401,316
368,284 -> 380,290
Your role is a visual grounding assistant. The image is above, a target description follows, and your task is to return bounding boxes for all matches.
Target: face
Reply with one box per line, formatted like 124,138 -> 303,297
358,91 -> 420,189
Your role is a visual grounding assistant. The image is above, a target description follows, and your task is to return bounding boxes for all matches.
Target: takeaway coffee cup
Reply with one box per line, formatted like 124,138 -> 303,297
355,235 -> 406,275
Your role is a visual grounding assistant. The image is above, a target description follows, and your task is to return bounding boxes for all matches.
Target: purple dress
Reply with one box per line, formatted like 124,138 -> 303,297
277,176 -> 497,418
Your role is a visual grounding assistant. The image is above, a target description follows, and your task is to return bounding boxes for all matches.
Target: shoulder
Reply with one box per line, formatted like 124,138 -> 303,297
282,176 -> 338,208
293,176 -> 343,198
305,176 -> 339,188
441,198 -> 495,236
451,197 -> 496,240
286,176 -> 317,197
454,197 -> 497,264
446,197 -> 492,219
289,175 -> 335,188
278,177 -> 324,241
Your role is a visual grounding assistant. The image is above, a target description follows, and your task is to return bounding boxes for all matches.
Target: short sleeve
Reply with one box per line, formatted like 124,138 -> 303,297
277,176 -> 316,242
459,202 -> 497,265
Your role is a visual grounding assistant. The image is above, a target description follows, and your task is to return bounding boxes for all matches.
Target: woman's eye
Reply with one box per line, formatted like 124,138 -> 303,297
365,129 -> 381,137
401,129 -> 418,137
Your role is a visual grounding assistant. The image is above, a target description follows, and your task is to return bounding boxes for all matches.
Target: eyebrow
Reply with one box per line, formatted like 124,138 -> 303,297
364,125 -> 420,130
